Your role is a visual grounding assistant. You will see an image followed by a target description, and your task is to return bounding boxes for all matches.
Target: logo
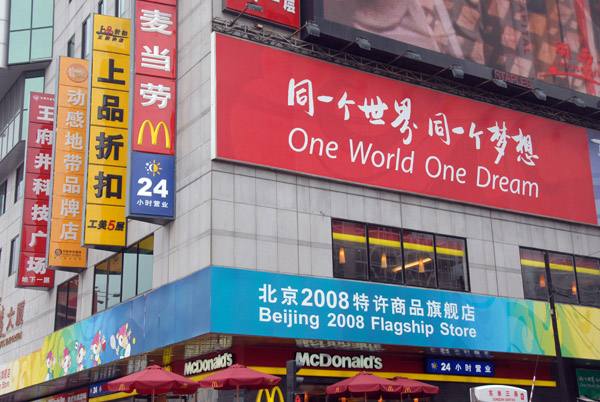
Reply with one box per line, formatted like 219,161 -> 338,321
256,387 -> 284,402
211,381 -> 219,388
67,64 -> 88,83
138,120 -> 170,148
119,384 -> 125,391
54,248 -> 63,256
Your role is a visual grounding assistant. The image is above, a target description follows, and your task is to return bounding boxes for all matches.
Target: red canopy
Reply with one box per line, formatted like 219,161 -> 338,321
326,372 -> 404,399
197,364 -> 281,390
392,376 -> 440,398
106,365 -> 199,396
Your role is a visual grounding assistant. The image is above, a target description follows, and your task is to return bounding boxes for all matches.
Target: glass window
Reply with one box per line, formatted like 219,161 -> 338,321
8,31 -> 31,64
520,248 -> 548,301
32,0 -> 54,28
30,28 -> 53,60
332,221 -> 368,280
403,230 -> 436,288
368,225 -> 402,285
98,0 -> 106,14
15,164 -> 24,202
9,0 -> 32,30
575,256 -> 600,307
82,16 -> 91,59
9,236 -> 19,276
436,235 -> 469,291
67,35 -> 75,57
118,0 -> 127,16
55,276 -> 79,331
548,252 -> 578,304
93,236 -> 154,314
0,181 -> 6,215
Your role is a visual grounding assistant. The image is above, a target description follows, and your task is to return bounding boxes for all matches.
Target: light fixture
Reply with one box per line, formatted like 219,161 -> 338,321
418,257 -> 425,273
287,21 -> 320,38
475,78 -> 507,89
514,88 -> 546,101
450,64 -> 464,79
381,252 -> 388,269
568,96 -> 586,107
572,281 -> 577,295
228,2 -> 264,26
539,273 -> 546,288
340,37 -> 371,52
388,50 -> 422,65
396,257 -> 432,272
339,247 -> 346,264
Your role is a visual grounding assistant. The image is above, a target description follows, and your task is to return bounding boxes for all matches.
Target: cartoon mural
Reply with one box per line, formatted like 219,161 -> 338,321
44,351 -> 55,381
75,341 -> 86,372
90,331 -> 106,367
110,323 -> 135,359
60,346 -> 71,376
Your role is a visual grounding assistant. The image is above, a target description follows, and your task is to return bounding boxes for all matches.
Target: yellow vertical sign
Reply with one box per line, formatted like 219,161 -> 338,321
47,57 -> 89,270
83,15 -> 130,249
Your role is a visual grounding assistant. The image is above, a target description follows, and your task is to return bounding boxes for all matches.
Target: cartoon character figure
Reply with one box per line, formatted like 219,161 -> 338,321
45,350 -> 56,381
110,323 -> 134,359
75,341 -> 86,372
60,346 -> 71,376
90,330 -> 106,367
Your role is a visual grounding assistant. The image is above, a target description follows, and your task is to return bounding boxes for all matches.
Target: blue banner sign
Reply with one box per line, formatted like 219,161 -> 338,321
128,152 -> 174,220
210,267 -> 555,355
426,358 -> 494,376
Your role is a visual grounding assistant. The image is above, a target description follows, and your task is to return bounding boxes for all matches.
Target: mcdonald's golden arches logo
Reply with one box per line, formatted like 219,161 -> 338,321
138,120 -> 170,149
256,386 -> 284,402
119,384 -> 126,391
212,380 -> 219,389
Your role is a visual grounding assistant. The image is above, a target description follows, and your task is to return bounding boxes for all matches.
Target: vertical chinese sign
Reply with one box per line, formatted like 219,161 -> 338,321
126,0 -> 176,224
84,15 -> 130,250
17,93 -> 55,288
47,57 -> 89,271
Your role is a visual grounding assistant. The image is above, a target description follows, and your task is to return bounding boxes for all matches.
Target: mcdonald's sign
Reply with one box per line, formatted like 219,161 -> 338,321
212,381 -> 219,388
134,119 -> 174,155
256,387 -> 285,402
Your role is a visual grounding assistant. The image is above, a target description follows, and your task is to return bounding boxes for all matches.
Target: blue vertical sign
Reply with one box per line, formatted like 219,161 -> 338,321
128,152 -> 174,219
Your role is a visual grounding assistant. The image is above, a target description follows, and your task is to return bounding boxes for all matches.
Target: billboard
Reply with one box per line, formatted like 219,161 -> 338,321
304,0 -> 600,99
17,93 -> 55,288
83,15 -> 130,250
223,0 -> 299,29
212,33 -> 599,225
47,57 -> 89,270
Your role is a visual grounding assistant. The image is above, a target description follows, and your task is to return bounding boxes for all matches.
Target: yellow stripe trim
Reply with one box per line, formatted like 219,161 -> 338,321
403,243 -> 434,252
332,233 -> 366,243
436,246 -> 464,257
576,266 -> 600,275
369,238 -> 401,248
522,259 -> 600,275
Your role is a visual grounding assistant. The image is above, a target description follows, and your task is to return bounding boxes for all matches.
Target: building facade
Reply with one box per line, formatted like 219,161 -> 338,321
0,1 -> 599,402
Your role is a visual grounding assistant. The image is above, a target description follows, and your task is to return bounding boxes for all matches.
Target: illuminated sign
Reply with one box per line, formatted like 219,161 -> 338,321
17,93 -> 55,288
469,385 -> 527,402
256,387 -> 285,402
84,15 -> 130,250
426,358 -> 494,377
47,57 -> 89,270
213,33 -> 599,225
127,0 -> 177,224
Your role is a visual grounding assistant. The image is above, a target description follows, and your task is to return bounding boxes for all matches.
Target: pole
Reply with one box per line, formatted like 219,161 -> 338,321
545,253 -> 570,402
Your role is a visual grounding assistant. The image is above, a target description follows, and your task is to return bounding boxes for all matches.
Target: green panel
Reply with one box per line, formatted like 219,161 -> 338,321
30,28 -> 53,60
9,0 -> 32,30
8,31 -> 31,64
32,0 -> 53,28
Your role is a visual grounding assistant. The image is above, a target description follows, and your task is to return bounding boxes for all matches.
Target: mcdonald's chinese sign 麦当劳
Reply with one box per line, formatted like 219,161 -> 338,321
83,14 -> 130,250
127,0 -> 177,224
17,93 -> 56,288
47,57 -> 89,271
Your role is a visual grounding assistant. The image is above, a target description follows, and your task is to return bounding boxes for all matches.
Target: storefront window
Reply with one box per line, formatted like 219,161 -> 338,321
93,236 -> 154,314
548,252 -> 578,304
332,220 -> 469,292
332,221 -> 368,280
520,248 -> 548,301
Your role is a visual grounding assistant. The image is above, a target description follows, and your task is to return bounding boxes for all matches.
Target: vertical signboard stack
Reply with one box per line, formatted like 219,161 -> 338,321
127,0 -> 177,224
83,15 -> 131,249
47,57 -> 89,270
17,93 -> 55,288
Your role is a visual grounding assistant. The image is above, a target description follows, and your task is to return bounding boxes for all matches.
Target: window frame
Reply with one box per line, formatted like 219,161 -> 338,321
332,220 -> 470,292
81,15 -> 91,60
0,181 -> 6,216
8,236 -> 19,276
55,275 -> 79,331
14,164 -> 24,202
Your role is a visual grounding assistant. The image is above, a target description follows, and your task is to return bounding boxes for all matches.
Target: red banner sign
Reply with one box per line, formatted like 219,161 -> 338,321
18,93 -> 55,288
213,34 -> 597,224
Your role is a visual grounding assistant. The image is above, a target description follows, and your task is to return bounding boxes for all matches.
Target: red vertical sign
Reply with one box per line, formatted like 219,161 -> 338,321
18,93 -> 55,288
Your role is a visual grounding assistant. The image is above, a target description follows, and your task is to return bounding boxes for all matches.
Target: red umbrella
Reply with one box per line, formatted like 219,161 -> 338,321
326,372 -> 404,401
197,364 -> 282,402
106,365 -> 199,402
392,376 -> 439,399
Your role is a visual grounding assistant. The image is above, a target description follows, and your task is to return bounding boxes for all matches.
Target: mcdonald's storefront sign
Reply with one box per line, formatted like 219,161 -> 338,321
133,118 -> 175,155
256,387 -> 284,402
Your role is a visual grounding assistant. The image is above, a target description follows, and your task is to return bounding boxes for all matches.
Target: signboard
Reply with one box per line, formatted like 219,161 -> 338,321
577,369 -> 600,400
426,358 -> 494,377
83,15 -> 130,249
127,0 -> 177,224
308,0 -> 600,98
210,267 -> 556,355
17,93 -> 55,288
223,0 -> 299,29
213,33 -> 598,225
470,385 -> 527,402
47,57 -> 89,270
